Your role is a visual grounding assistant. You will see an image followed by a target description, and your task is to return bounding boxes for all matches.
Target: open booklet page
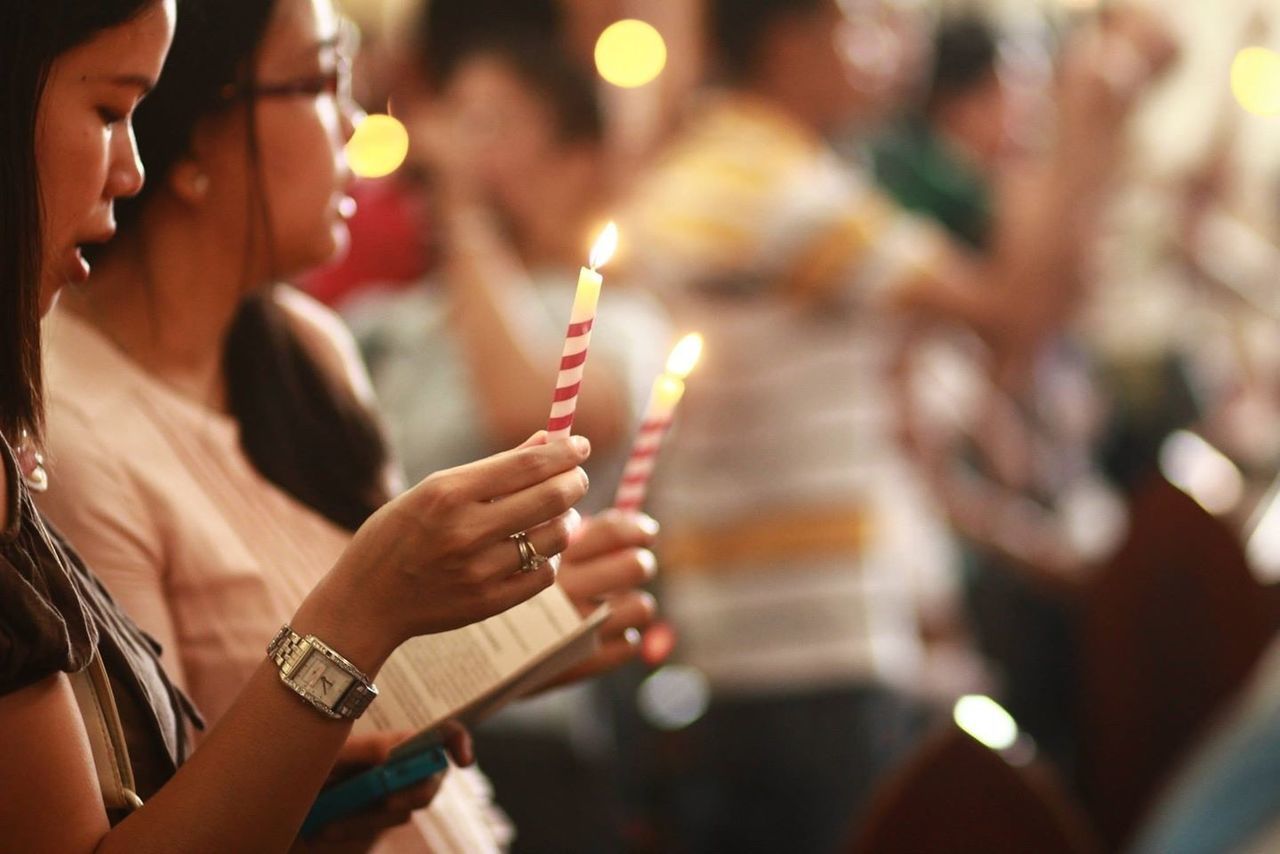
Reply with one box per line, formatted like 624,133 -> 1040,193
356,583 -> 607,752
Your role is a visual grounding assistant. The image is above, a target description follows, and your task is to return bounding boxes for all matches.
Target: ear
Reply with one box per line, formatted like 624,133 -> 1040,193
168,158 -> 211,205
168,111 -> 230,206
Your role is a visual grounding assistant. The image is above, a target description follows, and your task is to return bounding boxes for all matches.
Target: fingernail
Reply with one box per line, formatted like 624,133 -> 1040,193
637,549 -> 658,580
570,435 -> 591,457
565,508 -> 583,535
624,627 -> 642,646
636,514 -> 660,537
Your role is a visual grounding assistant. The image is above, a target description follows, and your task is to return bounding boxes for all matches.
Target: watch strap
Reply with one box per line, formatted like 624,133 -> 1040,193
267,625 -> 378,720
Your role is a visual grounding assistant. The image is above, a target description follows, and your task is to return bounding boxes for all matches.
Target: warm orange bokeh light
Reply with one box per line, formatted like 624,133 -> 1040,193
595,19 -> 668,88
345,114 -> 410,179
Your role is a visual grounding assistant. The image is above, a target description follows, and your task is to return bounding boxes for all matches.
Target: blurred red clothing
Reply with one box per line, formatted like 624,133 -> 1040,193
297,175 -> 433,308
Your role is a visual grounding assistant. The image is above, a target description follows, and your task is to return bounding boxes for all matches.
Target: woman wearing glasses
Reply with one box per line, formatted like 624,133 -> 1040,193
33,0 -> 659,850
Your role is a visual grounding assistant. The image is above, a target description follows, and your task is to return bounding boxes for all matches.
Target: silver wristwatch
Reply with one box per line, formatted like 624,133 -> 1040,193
267,625 -> 378,720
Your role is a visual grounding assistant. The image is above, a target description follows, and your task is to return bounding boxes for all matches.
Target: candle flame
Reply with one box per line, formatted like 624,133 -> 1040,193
666,333 -> 703,379
590,222 -> 619,270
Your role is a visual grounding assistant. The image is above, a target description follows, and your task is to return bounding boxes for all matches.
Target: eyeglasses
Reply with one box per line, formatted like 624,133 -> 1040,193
220,58 -> 353,107
219,18 -> 358,107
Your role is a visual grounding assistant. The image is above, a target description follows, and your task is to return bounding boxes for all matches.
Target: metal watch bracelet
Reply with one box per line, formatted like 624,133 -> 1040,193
267,625 -> 378,720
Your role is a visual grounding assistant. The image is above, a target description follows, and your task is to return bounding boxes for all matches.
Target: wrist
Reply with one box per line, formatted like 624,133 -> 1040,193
289,570 -> 398,677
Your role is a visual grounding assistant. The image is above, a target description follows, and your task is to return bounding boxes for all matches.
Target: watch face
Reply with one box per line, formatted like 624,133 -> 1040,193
295,649 -> 356,705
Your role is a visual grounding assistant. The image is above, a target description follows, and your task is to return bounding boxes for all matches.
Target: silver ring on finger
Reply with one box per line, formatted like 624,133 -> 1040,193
511,531 -> 549,574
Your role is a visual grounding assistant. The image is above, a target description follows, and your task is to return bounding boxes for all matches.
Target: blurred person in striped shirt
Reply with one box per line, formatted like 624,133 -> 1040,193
619,0 -> 1176,849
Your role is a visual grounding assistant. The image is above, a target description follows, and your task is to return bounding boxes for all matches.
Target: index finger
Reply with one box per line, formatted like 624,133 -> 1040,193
438,721 -> 475,767
563,509 -> 660,562
335,731 -> 402,770
427,436 -> 591,504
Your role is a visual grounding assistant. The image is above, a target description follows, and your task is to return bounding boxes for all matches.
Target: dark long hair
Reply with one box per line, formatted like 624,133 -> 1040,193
0,0 -> 158,444
110,0 -> 391,531
414,0 -> 562,88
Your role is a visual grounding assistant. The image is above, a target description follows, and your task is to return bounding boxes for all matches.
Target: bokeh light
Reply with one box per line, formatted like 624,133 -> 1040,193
641,621 -> 677,666
1231,47 -> 1280,117
345,113 -> 410,179
637,664 -> 711,731
595,19 -> 668,89
1247,482 -> 1280,583
953,695 -> 1019,752
1158,430 -> 1244,516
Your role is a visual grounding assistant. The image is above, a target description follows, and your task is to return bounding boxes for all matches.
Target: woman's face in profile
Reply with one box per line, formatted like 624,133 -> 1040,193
194,0 -> 358,284
255,0 -> 359,278
35,0 -> 175,314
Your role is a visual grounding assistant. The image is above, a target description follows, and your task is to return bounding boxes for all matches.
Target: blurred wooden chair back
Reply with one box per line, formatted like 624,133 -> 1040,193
849,723 -> 1098,854
1075,474 -> 1280,848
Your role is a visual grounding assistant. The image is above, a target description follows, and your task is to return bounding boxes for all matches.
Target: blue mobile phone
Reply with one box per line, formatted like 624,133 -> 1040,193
300,744 -> 449,839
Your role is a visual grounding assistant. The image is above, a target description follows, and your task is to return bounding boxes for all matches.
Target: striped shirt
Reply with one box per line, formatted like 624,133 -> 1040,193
624,95 -> 958,695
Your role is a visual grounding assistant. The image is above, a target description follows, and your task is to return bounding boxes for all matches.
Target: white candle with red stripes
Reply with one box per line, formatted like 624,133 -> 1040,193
547,223 -> 619,440
615,333 -> 704,512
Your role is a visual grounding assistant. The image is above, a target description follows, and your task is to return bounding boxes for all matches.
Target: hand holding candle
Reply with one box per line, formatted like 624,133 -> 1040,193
615,333 -> 704,512
547,223 -> 619,441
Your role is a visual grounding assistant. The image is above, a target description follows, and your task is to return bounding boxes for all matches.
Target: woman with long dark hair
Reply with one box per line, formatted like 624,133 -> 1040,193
31,0 -> 660,849
0,1 -> 592,849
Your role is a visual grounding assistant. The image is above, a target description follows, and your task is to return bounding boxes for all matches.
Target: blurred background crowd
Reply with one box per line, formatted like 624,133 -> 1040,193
232,0 -> 1280,849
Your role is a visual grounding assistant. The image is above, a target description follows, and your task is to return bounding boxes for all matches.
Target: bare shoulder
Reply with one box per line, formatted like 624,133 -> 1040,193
271,285 -> 375,405
274,285 -> 352,355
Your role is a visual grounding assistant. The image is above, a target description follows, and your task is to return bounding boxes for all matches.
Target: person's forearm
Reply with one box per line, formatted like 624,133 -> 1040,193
981,55 -> 1142,355
989,164 -> 1091,352
886,170 -> 1083,364
907,22 -> 1172,356
103,665 -> 354,854
101,580 -> 395,854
